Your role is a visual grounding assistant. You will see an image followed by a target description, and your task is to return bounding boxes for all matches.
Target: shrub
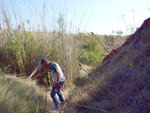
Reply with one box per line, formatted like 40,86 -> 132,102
78,33 -> 106,66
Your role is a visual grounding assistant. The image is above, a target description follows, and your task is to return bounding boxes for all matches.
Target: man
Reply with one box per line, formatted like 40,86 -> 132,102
41,58 -> 65,110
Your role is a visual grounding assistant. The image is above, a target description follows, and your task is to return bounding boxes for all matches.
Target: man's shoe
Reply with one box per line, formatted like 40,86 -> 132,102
52,105 -> 60,110
61,101 -> 66,106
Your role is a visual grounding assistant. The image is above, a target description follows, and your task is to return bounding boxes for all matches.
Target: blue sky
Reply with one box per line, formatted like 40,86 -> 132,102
0,0 -> 150,35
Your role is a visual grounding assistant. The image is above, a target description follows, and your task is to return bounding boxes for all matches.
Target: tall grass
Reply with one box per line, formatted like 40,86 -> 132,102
0,1 -> 80,87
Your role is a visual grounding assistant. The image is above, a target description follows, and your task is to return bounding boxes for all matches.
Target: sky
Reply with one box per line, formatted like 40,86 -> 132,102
0,0 -> 150,35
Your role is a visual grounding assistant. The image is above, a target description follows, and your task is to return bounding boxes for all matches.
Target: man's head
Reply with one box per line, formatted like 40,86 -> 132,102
41,58 -> 47,64
40,58 -> 49,68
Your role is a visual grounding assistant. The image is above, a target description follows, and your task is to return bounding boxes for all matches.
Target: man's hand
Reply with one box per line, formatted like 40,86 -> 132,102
54,83 -> 63,92
55,83 -> 59,89
54,83 -> 59,92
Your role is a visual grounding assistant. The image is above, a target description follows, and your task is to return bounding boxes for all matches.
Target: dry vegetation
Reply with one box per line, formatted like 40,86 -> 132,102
0,72 -> 50,113
0,0 -> 144,113
64,18 -> 150,113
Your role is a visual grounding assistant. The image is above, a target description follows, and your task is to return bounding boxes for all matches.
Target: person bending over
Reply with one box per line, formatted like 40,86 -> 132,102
41,58 -> 65,110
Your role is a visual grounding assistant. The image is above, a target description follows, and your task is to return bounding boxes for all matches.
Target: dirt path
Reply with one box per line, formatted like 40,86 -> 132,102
79,63 -> 95,76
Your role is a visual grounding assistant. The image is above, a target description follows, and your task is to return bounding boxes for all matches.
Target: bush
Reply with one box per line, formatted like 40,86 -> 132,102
78,33 -> 106,66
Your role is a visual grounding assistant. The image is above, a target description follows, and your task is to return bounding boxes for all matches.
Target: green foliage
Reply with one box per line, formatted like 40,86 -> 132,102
78,33 -> 106,66
80,49 -> 97,64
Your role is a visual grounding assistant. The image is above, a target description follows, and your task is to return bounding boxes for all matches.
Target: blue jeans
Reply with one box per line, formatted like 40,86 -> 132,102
50,81 -> 65,107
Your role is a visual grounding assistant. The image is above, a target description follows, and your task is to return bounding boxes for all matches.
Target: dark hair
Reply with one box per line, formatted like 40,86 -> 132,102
40,58 -> 47,64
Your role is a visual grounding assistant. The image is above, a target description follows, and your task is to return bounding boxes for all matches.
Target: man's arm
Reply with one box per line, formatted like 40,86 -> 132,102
55,70 -> 60,90
56,70 -> 60,83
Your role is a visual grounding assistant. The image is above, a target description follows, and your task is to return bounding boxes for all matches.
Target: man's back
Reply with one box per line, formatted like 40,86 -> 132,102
50,61 -> 65,82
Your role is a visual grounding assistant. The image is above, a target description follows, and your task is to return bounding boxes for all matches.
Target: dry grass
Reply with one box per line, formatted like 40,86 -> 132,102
64,34 -> 150,113
0,73 -> 52,113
